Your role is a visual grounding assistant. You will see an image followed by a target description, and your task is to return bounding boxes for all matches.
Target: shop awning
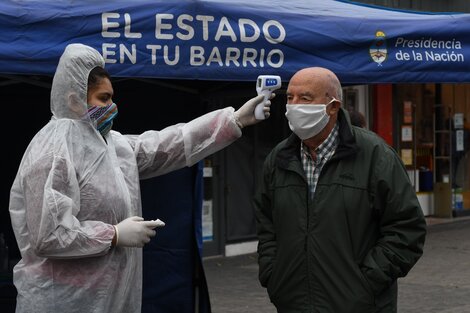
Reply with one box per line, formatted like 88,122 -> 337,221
1,0 -> 470,83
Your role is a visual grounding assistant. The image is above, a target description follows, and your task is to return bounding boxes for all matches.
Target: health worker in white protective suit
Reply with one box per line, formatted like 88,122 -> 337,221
9,43 -> 274,313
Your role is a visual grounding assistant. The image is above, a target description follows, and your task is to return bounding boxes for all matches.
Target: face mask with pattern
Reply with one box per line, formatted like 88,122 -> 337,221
87,102 -> 118,136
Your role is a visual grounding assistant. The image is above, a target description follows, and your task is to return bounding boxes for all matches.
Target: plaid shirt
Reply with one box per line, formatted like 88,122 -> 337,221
301,123 -> 339,198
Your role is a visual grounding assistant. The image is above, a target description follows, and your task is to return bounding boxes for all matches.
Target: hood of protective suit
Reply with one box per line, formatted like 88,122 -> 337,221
51,43 -> 105,120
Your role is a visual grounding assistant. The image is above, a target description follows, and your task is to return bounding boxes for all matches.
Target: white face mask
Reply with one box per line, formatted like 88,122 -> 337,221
285,98 -> 336,140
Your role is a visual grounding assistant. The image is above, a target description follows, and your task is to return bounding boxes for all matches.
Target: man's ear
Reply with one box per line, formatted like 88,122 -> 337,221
328,100 -> 341,115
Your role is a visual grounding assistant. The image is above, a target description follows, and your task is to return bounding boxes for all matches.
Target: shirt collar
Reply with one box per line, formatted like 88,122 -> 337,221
301,123 -> 339,160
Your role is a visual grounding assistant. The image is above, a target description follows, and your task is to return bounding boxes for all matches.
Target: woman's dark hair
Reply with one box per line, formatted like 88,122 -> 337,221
87,66 -> 111,90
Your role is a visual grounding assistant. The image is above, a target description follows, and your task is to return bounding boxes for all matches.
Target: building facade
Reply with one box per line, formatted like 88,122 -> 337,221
201,0 -> 470,257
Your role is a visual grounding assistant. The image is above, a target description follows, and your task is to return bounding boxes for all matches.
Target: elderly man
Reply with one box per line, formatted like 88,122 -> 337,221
254,67 -> 426,313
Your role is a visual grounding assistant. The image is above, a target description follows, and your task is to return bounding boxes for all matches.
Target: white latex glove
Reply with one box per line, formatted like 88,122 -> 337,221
114,216 -> 164,248
234,93 -> 275,128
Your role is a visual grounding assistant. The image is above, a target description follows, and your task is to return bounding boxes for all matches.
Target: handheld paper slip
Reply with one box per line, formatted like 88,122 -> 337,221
255,75 -> 282,120
147,219 -> 166,229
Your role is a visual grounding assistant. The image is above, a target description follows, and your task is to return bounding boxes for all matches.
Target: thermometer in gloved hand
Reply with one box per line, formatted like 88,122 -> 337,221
255,75 -> 282,120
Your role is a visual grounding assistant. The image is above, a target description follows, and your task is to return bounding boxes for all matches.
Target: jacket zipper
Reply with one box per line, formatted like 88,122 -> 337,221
306,182 -> 313,309
305,185 -> 309,251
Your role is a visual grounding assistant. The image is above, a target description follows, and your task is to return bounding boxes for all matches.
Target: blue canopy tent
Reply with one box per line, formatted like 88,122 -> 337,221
1,1 -> 470,313
1,0 -> 470,84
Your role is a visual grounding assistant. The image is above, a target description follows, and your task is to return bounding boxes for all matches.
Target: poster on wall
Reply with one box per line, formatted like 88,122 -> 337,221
403,101 -> 413,123
456,130 -> 464,151
202,200 -> 213,242
401,125 -> 413,142
401,149 -> 413,165
454,113 -> 464,129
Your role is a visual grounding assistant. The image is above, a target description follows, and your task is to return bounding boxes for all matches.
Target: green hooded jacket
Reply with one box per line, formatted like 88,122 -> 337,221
254,109 -> 426,313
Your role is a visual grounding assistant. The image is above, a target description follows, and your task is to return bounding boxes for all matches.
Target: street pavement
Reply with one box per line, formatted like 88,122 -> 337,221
203,217 -> 470,313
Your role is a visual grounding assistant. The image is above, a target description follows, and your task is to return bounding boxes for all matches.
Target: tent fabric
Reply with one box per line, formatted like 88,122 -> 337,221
1,0 -> 470,83
140,162 -> 210,313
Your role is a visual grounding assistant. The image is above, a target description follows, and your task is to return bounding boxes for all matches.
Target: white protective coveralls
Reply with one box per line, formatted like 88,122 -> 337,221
9,43 -> 243,313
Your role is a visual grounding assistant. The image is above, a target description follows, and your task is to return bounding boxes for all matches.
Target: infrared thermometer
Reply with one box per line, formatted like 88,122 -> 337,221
255,75 -> 282,120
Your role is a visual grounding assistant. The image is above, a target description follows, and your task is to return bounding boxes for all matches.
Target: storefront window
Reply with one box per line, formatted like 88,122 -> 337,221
441,84 -> 470,215
395,83 -> 470,216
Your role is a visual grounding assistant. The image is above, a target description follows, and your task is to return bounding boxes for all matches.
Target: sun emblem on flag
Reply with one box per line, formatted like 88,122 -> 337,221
370,30 -> 387,66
